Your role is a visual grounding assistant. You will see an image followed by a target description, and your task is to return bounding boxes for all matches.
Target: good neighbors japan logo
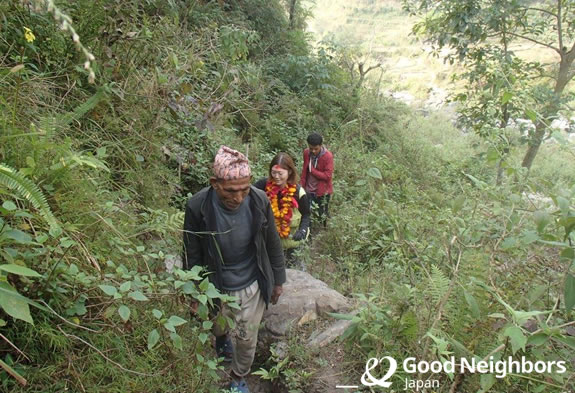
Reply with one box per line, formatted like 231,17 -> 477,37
336,356 -> 568,391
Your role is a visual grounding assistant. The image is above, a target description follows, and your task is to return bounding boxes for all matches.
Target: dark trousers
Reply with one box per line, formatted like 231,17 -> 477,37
308,193 -> 331,229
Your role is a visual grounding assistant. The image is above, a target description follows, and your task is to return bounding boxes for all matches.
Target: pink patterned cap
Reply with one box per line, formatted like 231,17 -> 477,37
213,145 -> 251,180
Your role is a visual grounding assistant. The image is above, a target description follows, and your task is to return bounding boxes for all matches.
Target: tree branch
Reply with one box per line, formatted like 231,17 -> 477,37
364,64 -> 381,74
557,0 -> 563,57
523,7 -> 558,18
506,31 -> 560,53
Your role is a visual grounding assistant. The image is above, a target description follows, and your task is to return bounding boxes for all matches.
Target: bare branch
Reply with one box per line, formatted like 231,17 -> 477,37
522,7 -> 559,18
506,31 -> 560,53
364,64 -> 381,74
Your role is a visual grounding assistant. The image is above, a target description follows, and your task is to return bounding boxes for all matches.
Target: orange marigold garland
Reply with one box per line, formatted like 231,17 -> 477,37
265,181 -> 299,238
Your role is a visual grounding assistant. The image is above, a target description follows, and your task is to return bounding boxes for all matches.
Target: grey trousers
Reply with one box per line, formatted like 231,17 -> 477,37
213,280 -> 266,377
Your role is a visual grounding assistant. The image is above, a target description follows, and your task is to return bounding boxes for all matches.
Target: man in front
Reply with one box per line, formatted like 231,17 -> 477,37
300,132 -> 334,229
183,146 -> 285,393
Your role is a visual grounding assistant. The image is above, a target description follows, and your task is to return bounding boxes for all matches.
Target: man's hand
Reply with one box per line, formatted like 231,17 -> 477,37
271,285 -> 283,305
292,228 -> 307,241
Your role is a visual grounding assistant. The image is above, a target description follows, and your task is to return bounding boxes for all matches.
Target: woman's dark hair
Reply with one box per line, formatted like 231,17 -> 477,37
307,132 -> 323,146
269,152 -> 298,184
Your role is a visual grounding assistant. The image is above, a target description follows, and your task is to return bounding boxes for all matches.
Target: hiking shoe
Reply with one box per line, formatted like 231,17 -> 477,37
229,378 -> 250,393
215,335 -> 233,362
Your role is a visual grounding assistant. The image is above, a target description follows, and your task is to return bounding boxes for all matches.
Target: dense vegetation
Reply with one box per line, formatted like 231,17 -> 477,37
1,0 -> 574,392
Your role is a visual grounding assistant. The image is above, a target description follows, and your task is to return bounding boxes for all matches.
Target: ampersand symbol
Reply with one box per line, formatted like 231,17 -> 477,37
361,356 -> 397,387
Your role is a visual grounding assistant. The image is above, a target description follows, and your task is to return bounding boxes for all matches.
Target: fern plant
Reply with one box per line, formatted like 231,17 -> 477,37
0,163 -> 61,236
429,265 -> 451,308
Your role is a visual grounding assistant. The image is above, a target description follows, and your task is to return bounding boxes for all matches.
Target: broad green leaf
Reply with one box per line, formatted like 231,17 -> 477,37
525,109 -> 537,122
480,373 -> 496,391
170,332 -> 183,350
2,201 -> 17,211
463,290 -> 480,319
49,226 -> 62,237
35,233 -> 49,243
0,319 -> 5,327
520,231 -> 538,245
197,303 -> 209,320
527,284 -> 547,305
0,264 -> 41,277
184,265 -> 203,280
152,309 -> 163,319
527,333 -> 548,347
0,282 -> 33,324
119,281 -> 132,292
59,238 -> 75,248
463,173 -> 486,189
202,321 -> 213,330
98,285 -> 117,296
198,332 -> 209,344
118,305 -> 131,322
196,294 -> 208,305
503,326 -> 527,354
174,280 -> 185,289
198,278 -> 209,291
128,291 -> 149,301
485,147 -> 500,163
552,335 -> 575,349
205,285 -> 221,299
565,273 -> 575,312
4,229 -> 33,244
559,216 -> 575,237
499,237 -> 517,250
367,167 -> 382,180
147,329 -> 160,350
533,384 -> 546,393
163,322 -> 176,333
167,315 -> 187,327
512,310 -> 547,326
501,91 -> 512,104
181,282 -> 196,295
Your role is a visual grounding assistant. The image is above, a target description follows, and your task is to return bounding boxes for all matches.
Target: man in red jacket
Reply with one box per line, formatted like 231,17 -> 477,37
300,133 -> 334,229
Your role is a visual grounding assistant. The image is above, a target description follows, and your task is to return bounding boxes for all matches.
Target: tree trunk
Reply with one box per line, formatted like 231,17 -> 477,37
288,0 -> 297,30
496,158 -> 505,185
521,47 -> 574,169
521,121 -> 546,169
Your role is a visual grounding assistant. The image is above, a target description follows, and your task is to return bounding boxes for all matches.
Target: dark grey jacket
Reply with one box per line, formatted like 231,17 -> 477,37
182,186 -> 286,304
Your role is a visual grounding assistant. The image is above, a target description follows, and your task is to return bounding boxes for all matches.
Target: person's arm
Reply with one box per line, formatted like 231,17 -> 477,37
253,177 -> 268,191
264,198 -> 286,290
293,189 -> 310,240
182,199 -> 204,270
309,152 -> 333,181
300,149 -> 309,188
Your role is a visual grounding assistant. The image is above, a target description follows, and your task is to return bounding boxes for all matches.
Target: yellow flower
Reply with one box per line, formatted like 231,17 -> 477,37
24,27 -> 35,43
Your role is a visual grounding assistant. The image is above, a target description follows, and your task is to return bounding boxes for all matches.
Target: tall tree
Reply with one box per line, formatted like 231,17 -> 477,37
404,0 -> 575,170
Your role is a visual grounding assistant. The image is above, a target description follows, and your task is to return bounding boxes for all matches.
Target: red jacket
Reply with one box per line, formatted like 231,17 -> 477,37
300,148 -> 334,197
